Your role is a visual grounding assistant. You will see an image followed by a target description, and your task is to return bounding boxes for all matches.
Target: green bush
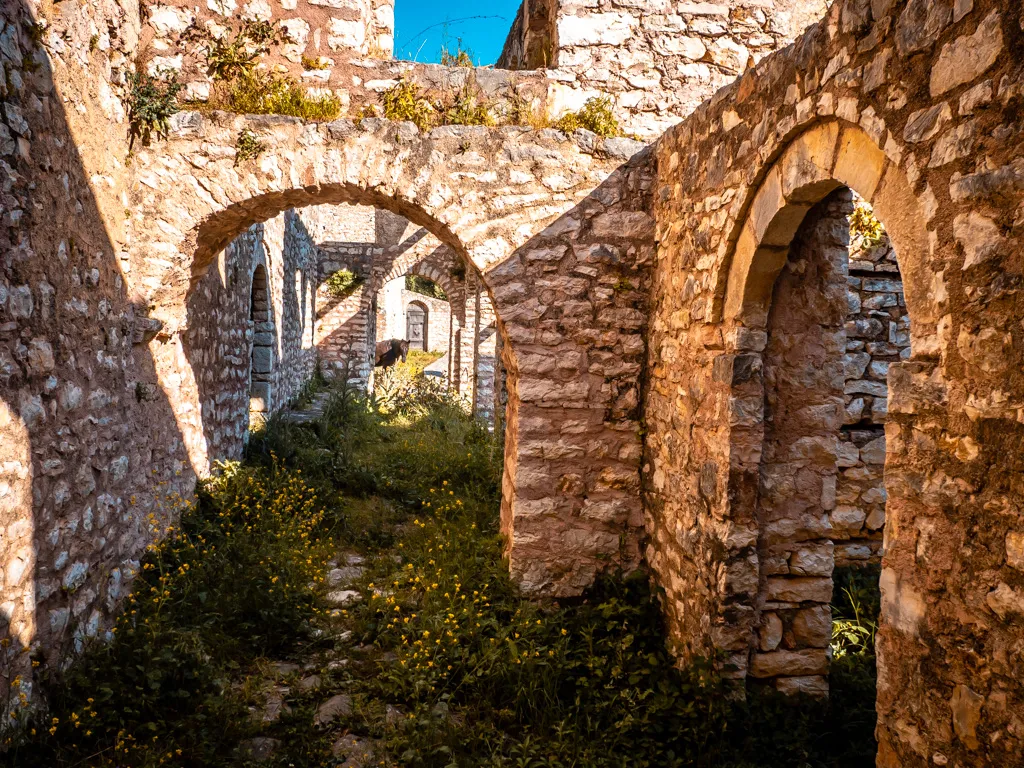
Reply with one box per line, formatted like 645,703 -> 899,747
554,96 -> 622,138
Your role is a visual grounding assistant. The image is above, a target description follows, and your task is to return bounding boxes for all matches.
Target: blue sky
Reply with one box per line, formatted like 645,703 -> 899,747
394,1 -> 523,66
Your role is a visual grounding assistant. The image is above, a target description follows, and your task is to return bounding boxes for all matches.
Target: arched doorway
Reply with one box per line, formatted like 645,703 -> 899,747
249,264 -> 274,415
406,300 -> 428,351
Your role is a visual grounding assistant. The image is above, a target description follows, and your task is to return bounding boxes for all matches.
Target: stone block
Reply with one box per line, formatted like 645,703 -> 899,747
766,577 -> 832,604
252,346 -> 274,373
833,127 -> 887,201
789,542 -> 835,577
782,122 -> 839,202
930,11 -> 1003,97
749,648 -> 828,678
832,505 -> 867,535
250,382 -> 272,412
792,604 -> 832,647
775,675 -> 828,697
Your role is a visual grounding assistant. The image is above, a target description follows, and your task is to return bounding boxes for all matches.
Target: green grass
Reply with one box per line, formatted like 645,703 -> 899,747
7,381 -> 879,767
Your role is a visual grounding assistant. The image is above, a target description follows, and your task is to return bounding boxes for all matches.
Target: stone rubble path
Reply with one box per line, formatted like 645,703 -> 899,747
241,548 -> 378,766
239,394 -> 388,765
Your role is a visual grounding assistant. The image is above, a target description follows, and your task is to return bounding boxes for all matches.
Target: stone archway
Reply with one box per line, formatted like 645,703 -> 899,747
130,114 -> 656,599
646,4 -> 1024,763
711,122 -> 932,694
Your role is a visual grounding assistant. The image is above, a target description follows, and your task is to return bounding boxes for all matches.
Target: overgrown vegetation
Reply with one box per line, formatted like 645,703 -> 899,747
324,268 -> 363,299
9,376 -> 879,767
406,274 -> 447,301
554,96 -> 622,138
190,19 -> 342,121
126,69 -> 184,149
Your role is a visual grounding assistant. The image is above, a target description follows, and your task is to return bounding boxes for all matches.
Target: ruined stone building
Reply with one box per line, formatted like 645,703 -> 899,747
2,0 -> 1023,764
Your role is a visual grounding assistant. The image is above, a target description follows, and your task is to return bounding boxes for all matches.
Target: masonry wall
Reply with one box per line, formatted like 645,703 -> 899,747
498,0 -> 832,138
376,285 -> 452,353
646,1 -> 1024,764
0,0 -> 199,703
836,229 -> 909,565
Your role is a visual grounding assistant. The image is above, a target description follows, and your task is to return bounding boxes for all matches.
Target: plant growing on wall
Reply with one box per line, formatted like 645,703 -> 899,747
203,20 -> 278,81
380,79 -> 436,132
850,201 -> 885,253
325,269 -> 363,299
126,70 -> 184,149
440,38 -> 474,68
406,275 -> 447,301
234,128 -> 266,165
188,20 -> 342,122
554,96 -> 622,138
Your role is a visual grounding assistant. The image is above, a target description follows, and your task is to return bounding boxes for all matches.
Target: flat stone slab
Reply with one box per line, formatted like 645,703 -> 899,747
315,693 -> 353,725
326,589 -> 361,606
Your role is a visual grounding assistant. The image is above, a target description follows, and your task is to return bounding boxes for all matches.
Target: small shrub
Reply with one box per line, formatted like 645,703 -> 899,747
203,19 -> 278,81
406,274 -> 447,300
554,96 -> 622,138
325,268 -> 363,299
850,201 -> 885,252
234,128 -> 266,165
126,69 -> 184,149
381,79 -> 436,132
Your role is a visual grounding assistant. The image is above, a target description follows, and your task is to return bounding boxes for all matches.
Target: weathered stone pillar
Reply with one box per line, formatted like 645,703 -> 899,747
749,191 -> 854,696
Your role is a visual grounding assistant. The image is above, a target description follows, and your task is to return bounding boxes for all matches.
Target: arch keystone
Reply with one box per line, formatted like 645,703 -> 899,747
832,126 -> 888,202
780,122 -> 841,203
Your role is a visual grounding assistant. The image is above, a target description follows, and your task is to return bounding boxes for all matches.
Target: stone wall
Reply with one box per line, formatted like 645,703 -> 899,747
646,1 -> 1024,764
142,4 -> 550,123
0,0 -> 199,705
376,285 -> 452,353
836,227 -> 909,565
498,0 -> 832,139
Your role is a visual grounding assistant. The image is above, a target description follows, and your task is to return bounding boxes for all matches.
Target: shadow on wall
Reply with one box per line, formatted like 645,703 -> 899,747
181,206 -> 322,460
0,3 -> 198,709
